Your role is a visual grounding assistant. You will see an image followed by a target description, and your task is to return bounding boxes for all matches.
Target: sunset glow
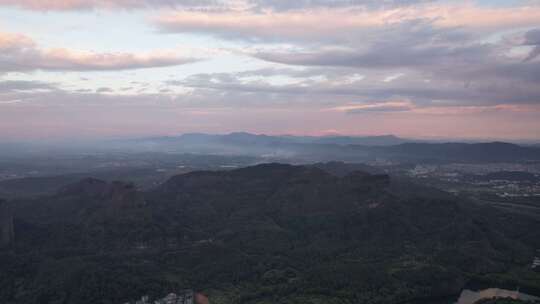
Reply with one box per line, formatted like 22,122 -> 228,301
1,0 -> 539,140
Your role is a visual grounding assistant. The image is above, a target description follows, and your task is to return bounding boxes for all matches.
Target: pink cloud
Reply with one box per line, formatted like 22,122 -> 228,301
421,4 -> 540,29
332,102 -> 540,116
0,30 -> 199,72
156,9 -> 390,40
0,0 -> 211,11
155,4 -> 540,40
37,48 -> 196,71
1,101 -> 539,140
0,32 -> 35,50
332,101 -> 414,113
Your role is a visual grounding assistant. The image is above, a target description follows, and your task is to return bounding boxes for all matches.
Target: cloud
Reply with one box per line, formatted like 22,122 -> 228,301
0,0 -> 221,11
0,0 -> 439,11
2,86 -> 539,140
253,43 -> 490,69
1,1 -> 539,140
525,28 -> 540,45
0,31 -> 199,72
238,22 -> 540,107
96,87 -> 114,93
246,17 -> 498,70
0,80 -> 56,92
335,101 -> 414,113
523,28 -> 540,62
251,42 -> 539,88
1,67 -> 538,140
156,8 -> 416,42
332,101 -> 540,116
155,4 -> 540,42
248,0 -> 435,11
168,51 -> 540,108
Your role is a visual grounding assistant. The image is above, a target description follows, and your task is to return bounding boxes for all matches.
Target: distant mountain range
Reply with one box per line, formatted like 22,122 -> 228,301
2,133 -> 540,163
124,133 -> 540,163
141,132 -> 411,146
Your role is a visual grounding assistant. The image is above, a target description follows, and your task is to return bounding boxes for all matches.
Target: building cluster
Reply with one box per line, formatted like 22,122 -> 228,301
494,183 -> 540,198
401,162 -> 540,198
128,291 -> 194,304
441,163 -> 540,175
533,255 -> 540,270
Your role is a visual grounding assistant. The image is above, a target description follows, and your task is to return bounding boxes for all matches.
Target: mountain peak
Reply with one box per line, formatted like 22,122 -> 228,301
58,178 -> 109,196
59,178 -> 146,208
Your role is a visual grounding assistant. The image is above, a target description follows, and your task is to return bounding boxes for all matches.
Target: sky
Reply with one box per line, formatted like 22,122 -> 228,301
0,0 -> 539,141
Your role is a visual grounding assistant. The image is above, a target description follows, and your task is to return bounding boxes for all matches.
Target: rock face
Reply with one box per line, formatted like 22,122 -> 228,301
0,199 -> 14,248
59,178 -> 147,209
106,181 -> 147,209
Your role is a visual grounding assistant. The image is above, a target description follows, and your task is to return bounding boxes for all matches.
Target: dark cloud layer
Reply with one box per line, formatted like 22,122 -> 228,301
0,80 -> 56,92
524,28 -> 540,62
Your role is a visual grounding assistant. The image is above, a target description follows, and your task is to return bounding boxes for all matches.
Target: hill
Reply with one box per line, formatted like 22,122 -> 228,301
123,135 -> 540,163
310,135 -> 408,146
1,164 -> 540,303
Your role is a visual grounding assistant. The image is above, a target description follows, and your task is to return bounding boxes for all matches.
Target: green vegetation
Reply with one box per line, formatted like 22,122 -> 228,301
1,164 -> 540,303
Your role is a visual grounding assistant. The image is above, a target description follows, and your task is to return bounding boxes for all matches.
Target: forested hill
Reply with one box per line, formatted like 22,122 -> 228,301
1,163 -> 540,304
